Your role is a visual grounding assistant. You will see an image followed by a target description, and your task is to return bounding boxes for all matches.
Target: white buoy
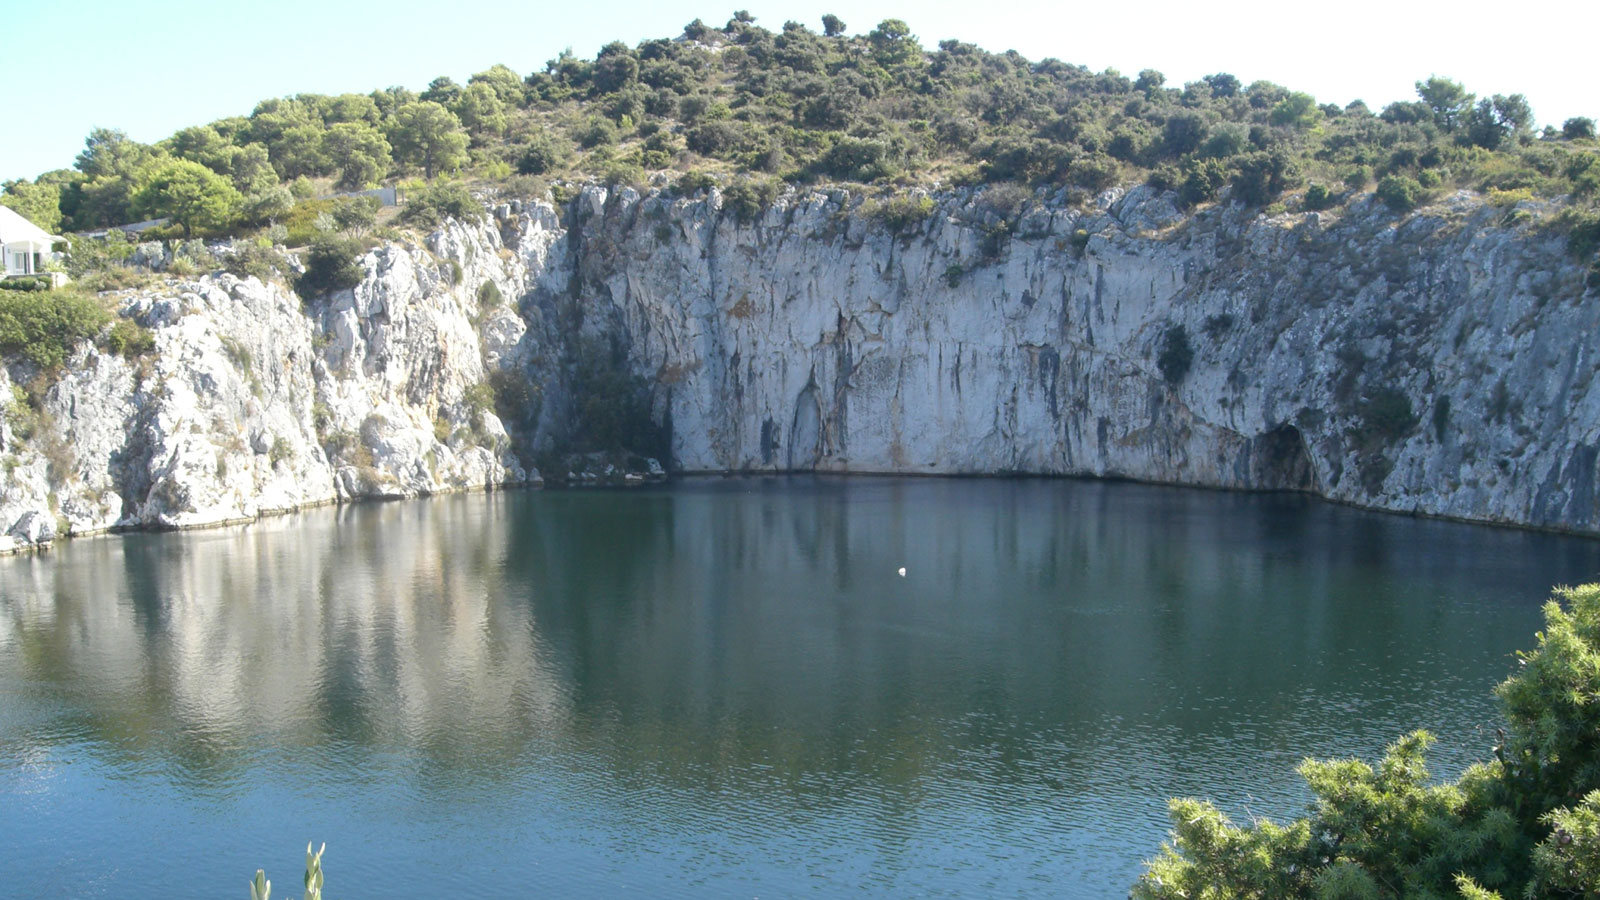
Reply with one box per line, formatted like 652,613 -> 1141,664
897,567 -> 906,577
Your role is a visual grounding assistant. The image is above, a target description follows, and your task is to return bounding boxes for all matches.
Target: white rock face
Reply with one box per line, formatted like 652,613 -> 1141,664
566,184 -> 1598,534
3,184 -> 1598,549
0,212 -> 557,550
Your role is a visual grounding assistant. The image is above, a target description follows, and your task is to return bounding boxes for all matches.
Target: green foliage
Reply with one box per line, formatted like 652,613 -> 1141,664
1496,584 -> 1600,816
1564,117 -> 1597,141
399,180 -> 483,229
1432,394 -> 1451,442
867,19 -> 920,67
388,101 -> 469,178
105,319 -> 154,359
1415,76 -> 1475,130
222,240 -> 289,282
1135,583 -> 1600,900
567,336 -> 660,455
0,290 -> 111,367
323,122 -> 392,190
1531,791 -> 1600,896
7,18 -> 1587,244
1269,91 -> 1323,129
296,235 -> 365,297
131,159 -> 241,237
463,380 -> 498,439
1557,208 -> 1600,259
1177,158 -> 1230,207
1376,175 -> 1425,212
1,179 -> 65,232
1231,150 -> 1298,206
868,195 -> 935,233
516,134 -> 568,175
1303,183 -> 1336,211
1465,94 -> 1533,150
721,177 -> 780,223
1358,387 -> 1418,446
330,195 -> 379,234
0,275 -> 53,292
1157,324 -> 1193,385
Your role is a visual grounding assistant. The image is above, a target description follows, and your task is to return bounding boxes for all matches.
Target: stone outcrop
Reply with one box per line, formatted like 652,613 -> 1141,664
4,182 -> 1598,550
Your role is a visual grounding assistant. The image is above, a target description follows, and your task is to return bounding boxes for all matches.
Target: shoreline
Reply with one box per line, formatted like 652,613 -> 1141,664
7,467 -> 1597,557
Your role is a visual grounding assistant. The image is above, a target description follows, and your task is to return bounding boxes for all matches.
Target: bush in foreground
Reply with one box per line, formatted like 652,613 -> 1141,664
1133,583 -> 1600,899
0,290 -> 110,368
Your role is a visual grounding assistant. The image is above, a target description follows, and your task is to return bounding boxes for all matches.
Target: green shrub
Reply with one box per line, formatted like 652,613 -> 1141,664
814,137 -> 899,182
1376,174 -> 1425,211
1201,313 -> 1234,339
1134,583 -> 1600,900
74,266 -> 155,293
296,236 -> 366,297
0,275 -> 52,292
269,436 -> 293,467
64,233 -> 136,279
516,135 -> 567,175
675,171 -> 718,196
1231,151 -> 1298,206
330,196 -> 379,234
567,336 -> 661,455
104,319 -> 155,359
1358,386 -> 1418,444
399,181 -> 484,229
222,241 -> 288,282
1558,208 -> 1600,259
869,194 -> 935,233
0,290 -> 111,368
721,178 -> 780,223
1302,183 -> 1336,210
575,116 -> 619,149
1157,324 -> 1193,385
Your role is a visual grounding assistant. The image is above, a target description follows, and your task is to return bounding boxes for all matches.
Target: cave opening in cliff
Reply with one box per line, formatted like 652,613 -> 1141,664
1251,424 -> 1318,493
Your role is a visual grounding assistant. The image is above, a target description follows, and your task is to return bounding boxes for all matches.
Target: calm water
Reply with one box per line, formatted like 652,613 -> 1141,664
3,477 -> 1599,898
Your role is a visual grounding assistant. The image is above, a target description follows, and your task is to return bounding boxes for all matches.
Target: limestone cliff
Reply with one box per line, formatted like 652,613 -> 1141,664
3,182 -> 1597,550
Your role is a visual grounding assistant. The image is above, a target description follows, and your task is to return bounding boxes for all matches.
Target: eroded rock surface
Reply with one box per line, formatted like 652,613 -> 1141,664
4,184 -> 1597,549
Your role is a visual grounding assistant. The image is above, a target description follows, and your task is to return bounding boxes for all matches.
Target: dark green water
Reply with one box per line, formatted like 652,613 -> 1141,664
2,477 -> 1598,897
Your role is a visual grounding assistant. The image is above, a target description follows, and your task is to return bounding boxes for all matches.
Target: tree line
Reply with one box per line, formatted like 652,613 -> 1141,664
3,12 -> 1597,240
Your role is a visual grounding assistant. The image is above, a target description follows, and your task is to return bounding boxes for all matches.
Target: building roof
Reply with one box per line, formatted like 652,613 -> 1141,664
0,205 -> 60,247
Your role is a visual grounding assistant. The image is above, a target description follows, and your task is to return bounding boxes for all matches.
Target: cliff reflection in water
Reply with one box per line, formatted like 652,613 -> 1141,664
2,477 -> 1599,897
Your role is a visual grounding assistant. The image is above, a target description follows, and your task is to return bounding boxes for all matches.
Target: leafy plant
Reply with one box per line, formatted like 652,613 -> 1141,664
1157,325 -> 1193,385
0,290 -> 110,368
1134,584 -> 1600,899
296,236 -> 365,297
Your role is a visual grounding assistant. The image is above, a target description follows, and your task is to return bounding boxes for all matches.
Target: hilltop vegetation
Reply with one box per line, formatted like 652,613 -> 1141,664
3,12 -> 1598,244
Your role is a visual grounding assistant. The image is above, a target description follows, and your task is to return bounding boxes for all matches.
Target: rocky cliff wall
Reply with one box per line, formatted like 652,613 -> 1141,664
2,183 -> 1596,551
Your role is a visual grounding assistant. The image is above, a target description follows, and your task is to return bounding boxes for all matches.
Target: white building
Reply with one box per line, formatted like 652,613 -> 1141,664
0,206 -> 65,282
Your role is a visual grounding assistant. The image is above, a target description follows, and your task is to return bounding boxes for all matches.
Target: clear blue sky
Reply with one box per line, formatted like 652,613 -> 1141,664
4,0 -> 1595,183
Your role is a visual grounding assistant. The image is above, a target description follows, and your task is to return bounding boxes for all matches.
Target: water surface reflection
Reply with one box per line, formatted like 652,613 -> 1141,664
2,477 -> 1597,897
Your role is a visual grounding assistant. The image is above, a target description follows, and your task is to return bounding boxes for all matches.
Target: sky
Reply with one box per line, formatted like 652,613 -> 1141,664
3,0 -> 1595,183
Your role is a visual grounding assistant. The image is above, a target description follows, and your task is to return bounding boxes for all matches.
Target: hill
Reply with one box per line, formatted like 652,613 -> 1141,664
2,13 -> 1598,242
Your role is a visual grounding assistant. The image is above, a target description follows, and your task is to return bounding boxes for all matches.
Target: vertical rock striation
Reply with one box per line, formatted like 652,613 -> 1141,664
3,183 -> 1598,549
